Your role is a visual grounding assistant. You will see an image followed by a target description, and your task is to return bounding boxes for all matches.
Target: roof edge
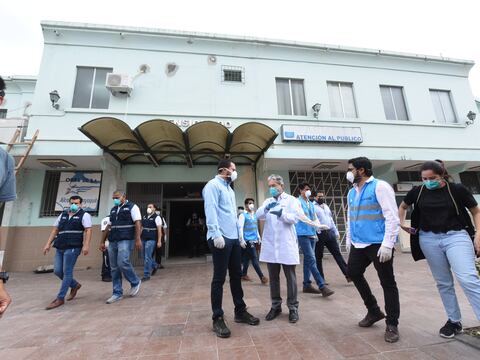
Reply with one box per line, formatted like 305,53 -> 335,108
40,20 -> 475,66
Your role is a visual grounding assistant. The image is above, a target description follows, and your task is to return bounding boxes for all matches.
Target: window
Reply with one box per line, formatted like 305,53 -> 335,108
380,86 -> 408,120
460,171 -> 480,194
222,66 -> 244,83
72,67 -> 112,109
397,171 -> 422,182
430,89 -> 457,123
327,82 -> 358,118
0,109 -> 6,119
275,78 -> 307,116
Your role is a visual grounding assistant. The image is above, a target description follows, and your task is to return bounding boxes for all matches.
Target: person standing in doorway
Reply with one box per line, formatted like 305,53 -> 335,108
43,195 -> 92,310
141,203 -> 163,280
238,198 -> 268,284
100,215 -> 112,282
203,158 -> 259,338
313,191 -> 350,283
100,190 -> 142,304
186,212 -> 204,258
154,210 -> 167,269
296,182 -> 335,297
346,157 -> 400,343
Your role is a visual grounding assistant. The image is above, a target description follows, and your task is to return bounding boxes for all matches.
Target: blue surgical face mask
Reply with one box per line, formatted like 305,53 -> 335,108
269,186 -> 280,198
113,198 -> 121,206
424,179 -> 442,190
69,203 -> 79,212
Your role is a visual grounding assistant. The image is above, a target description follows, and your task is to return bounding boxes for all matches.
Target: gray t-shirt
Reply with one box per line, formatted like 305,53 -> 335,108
0,148 -> 16,202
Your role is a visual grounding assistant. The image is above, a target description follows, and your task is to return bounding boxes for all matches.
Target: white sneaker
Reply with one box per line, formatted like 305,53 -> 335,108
106,294 -> 123,304
129,280 -> 141,297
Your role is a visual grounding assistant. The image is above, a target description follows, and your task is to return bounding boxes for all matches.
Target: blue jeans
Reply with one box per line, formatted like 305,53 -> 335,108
108,240 -> 140,296
241,241 -> 264,279
142,240 -> 157,277
54,248 -> 81,300
298,236 -> 325,289
207,237 -> 247,320
420,230 -> 480,322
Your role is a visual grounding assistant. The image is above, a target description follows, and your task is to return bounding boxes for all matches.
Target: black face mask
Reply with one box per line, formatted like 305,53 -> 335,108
317,198 -> 325,204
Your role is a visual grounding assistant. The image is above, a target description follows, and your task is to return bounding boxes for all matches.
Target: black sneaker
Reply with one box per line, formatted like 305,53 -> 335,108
289,309 -> 299,323
102,277 -> 112,282
265,308 -> 282,321
234,310 -> 260,325
151,266 -> 158,276
213,317 -> 231,338
358,310 -> 386,327
439,320 -> 462,339
141,276 -> 150,281
385,324 -> 399,343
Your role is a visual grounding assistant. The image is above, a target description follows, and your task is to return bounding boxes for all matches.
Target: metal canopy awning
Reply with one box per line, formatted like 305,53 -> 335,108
79,117 -> 277,167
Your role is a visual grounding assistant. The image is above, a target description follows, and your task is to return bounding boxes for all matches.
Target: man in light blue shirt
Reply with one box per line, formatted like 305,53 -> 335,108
203,158 -> 260,338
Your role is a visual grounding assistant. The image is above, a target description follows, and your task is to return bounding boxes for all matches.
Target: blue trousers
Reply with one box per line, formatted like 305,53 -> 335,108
142,239 -> 157,277
241,241 -> 264,279
54,248 -> 81,300
298,236 -> 325,289
107,240 -> 140,296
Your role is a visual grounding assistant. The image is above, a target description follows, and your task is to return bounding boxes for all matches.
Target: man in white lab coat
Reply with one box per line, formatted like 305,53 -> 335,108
256,174 -> 304,323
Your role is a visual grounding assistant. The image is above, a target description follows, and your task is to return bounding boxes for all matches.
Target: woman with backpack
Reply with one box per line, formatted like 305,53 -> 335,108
398,160 -> 480,339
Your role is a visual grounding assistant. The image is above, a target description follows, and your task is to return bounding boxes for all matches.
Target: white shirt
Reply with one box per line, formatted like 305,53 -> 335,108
54,210 -> 92,228
346,176 -> 400,249
256,192 -> 304,265
101,216 -> 110,231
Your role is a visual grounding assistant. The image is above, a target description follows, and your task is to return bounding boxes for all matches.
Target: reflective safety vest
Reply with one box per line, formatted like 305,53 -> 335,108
348,179 -> 385,244
243,211 -> 259,241
295,197 -> 316,237
141,214 -> 158,241
109,201 -> 136,241
54,209 -> 85,249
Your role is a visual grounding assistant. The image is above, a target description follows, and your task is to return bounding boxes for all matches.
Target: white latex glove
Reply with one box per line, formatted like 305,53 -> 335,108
240,239 -> 247,249
258,237 -> 262,245
346,242 -> 351,255
213,236 -> 225,249
377,245 -> 393,263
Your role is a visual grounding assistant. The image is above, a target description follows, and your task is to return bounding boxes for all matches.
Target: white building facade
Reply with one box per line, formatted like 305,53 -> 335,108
1,21 -> 480,271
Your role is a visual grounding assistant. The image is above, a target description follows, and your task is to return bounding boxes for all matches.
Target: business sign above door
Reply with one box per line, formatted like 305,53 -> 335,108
281,125 -> 363,144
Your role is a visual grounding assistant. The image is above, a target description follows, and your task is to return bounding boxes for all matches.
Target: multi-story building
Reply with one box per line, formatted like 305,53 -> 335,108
1,21 -> 479,271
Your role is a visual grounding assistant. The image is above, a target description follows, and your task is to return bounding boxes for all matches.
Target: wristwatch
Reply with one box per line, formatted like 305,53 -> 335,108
0,272 -> 9,283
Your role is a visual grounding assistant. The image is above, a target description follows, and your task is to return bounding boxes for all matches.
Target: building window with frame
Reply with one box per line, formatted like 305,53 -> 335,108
0,109 -> 7,119
72,66 -> 113,109
222,66 -> 244,83
459,171 -> 480,194
430,89 -> 457,124
327,81 -> 358,118
275,78 -> 307,116
380,85 -> 409,120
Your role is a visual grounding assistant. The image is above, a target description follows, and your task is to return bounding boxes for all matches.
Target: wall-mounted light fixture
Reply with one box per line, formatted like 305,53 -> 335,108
49,90 -> 60,110
466,111 -> 476,125
312,103 -> 321,118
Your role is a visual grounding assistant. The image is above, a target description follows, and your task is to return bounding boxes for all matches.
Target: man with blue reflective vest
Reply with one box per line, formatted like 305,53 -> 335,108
295,182 -> 335,298
141,203 -> 163,281
43,195 -> 92,310
100,190 -> 142,304
203,158 -> 260,338
238,198 -> 268,284
346,157 -> 400,343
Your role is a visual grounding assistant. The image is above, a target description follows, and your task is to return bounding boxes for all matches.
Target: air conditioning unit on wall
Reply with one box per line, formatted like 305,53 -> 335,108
394,183 -> 414,192
105,73 -> 133,96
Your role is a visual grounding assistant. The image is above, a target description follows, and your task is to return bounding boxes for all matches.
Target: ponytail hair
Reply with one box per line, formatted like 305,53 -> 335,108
420,160 -> 452,182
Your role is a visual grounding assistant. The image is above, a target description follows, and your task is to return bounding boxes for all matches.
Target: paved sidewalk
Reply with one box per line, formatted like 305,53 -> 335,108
0,252 -> 479,359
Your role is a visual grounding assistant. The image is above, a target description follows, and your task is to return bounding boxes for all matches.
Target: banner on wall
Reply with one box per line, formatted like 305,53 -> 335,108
55,172 -> 102,212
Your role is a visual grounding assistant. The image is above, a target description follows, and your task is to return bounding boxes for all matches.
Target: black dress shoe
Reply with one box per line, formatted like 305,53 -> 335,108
151,266 -> 158,276
234,310 -> 260,325
358,310 -> 386,327
289,310 -> 299,323
102,277 -> 112,282
265,308 -> 282,321
385,324 -> 400,343
213,317 -> 231,338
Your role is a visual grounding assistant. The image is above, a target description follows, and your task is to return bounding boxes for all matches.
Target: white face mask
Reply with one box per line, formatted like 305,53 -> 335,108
305,190 -> 312,198
248,203 -> 255,211
229,170 -> 238,182
147,208 -> 153,215
346,171 -> 355,183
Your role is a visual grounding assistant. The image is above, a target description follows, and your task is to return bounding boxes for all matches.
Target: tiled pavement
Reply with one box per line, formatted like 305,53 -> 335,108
1,252 -> 479,359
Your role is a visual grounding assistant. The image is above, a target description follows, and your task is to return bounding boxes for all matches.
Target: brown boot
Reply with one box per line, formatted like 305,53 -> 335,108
303,285 -> 321,294
241,275 -> 252,282
261,276 -> 269,285
46,298 -> 65,310
66,283 -> 82,301
320,286 -> 335,297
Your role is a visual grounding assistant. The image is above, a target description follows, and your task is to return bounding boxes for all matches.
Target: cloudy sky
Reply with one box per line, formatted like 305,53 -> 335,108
1,0 -> 479,97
